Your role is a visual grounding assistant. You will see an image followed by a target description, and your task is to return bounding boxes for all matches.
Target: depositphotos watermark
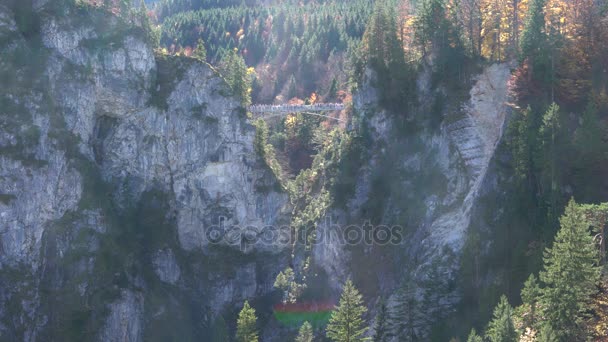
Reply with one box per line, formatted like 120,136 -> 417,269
204,217 -> 404,248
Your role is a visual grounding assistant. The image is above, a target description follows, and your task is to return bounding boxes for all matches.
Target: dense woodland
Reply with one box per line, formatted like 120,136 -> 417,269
74,0 -> 608,340
159,0 -> 373,103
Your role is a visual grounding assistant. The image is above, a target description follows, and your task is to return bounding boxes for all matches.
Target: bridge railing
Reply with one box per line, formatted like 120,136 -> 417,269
248,103 -> 345,114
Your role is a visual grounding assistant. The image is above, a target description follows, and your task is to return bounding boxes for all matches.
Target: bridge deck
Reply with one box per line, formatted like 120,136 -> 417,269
249,103 -> 344,114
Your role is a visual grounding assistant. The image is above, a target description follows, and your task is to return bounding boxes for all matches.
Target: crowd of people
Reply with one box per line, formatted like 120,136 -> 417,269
248,103 -> 345,113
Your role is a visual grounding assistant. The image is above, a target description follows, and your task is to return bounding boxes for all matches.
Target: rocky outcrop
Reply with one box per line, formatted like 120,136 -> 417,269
431,63 -> 511,248
152,248 -> 180,285
0,2 -> 288,340
99,290 -> 144,342
310,64 -> 511,336
0,4 -> 16,37
95,60 -> 288,253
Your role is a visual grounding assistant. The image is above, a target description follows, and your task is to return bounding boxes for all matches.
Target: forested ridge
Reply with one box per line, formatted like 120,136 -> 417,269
159,0 -> 373,102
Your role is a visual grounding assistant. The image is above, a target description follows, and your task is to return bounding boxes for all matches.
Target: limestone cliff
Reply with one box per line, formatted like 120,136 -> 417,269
0,2 -> 287,340
310,63 -> 512,337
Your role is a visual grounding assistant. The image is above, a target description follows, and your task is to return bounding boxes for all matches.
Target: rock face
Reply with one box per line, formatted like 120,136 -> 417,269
152,248 -> 180,284
431,63 -> 511,248
311,63 -> 511,336
98,290 -> 144,342
0,2 -> 287,341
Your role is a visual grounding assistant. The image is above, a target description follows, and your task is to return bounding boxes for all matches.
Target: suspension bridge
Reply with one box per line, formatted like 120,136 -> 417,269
249,103 -> 346,122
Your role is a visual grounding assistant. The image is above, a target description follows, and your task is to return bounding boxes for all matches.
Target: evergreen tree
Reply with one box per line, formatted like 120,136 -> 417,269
236,301 -> 258,342
390,282 -> 421,342
414,0 -> 446,53
485,295 -> 517,342
220,49 -> 254,107
519,0 -> 546,60
539,199 -> 600,340
536,324 -> 558,342
360,0 -> 413,111
575,103 -> 605,166
287,75 -> 297,99
372,299 -> 390,342
135,0 -> 159,46
419,257 -> 451,327
362,0 -> 389,72
520,274 -> 541,328
211,316 -> 229,342
518,0 -> 555,94
296,321 -> 314,342
508,106 -> 536,183
193,38 -> 207,61
537,103 -> 565,223
573,103 -> 607,201
326,279 -> 369,342
466,328 -> 483,342
327,77 -> 338,100
414,0 -> 466,88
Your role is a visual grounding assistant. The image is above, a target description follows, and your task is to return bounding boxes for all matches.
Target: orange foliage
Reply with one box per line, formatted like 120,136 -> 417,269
479,0 -> 528,60
545,0 -> 594,40
555,39 -> 592,106
508,58 -> 544,105
236,28 -> 245,40
336,90 -> 350,104
397,0 -> 417,57
309,92 -> 318,104
287,97 -> 305,105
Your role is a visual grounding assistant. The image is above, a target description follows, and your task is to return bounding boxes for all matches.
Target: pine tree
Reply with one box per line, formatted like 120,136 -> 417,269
537,103 -> 565,223
539,199 -> 600,340
466,328 -> 483,342
508,106 -> 536,183
573,103 -> 607,200
220,49 -> 254,107
520,274 -> 541,328
274,267 -> 295,300
419,257 -> 451,327
372,299 -> 390,342
575,103 -> 605,165
193,38 -> 207,61
390,282 -> 421,342
414,0 -> 446,54
327,78 -> 338,100
236,301 -> 258,342
360,0 -> 413,110
287,75 -> 297,99
485,295 -> 518,342
296,321 -> 314,342
326,279 -> 369,342
519,0 -> 555,93
536,324 -> 558,342
211,316 -> 229,342
362,0 -> 388,71
519,0 -> 546,60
